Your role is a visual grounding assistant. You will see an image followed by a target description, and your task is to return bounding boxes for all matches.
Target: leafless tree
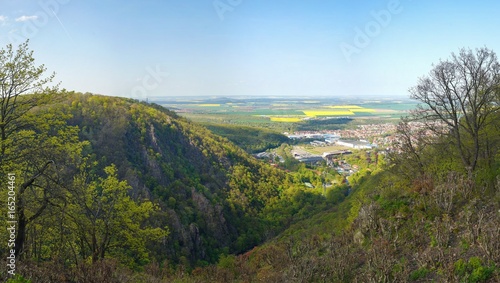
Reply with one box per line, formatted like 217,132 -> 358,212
409,47 -> 500,174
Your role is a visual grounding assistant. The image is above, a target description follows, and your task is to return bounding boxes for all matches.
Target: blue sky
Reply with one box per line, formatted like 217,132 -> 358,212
1,0 -> 500,99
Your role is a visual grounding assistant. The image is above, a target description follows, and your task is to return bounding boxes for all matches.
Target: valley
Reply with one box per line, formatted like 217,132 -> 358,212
1,40 -> 499,282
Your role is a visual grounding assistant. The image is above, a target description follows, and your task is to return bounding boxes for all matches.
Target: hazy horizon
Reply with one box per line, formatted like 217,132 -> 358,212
146,93 -> 414,99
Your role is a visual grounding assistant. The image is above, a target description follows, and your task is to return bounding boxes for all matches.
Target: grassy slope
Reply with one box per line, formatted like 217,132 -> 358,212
175,167 -> 500,282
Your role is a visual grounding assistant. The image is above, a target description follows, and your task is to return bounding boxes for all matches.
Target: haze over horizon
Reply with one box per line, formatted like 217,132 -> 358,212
1,0 -> 499,99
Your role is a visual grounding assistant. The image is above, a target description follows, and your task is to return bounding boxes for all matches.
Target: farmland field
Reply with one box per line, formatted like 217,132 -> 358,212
152,96 -> 418,130
270,117 -> 303,122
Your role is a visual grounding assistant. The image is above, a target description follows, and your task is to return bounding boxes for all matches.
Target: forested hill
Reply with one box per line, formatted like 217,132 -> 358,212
61,92 -> 293,265
1,91 -> 338,278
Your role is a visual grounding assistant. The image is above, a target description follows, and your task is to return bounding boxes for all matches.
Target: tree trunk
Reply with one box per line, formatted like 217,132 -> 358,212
92,231 -> 98,264
14,161 -> 54,258
14,205 -> 27,257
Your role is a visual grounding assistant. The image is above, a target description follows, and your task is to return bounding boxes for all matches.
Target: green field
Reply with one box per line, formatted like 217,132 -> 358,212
157,97 -> 418,129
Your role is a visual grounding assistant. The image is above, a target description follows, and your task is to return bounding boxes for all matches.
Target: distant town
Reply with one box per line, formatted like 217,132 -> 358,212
284,121 -> 441,150
255,121 -> 443,177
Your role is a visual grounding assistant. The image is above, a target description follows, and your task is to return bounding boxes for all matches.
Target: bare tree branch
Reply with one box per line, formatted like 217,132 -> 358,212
409,47 -> 500,173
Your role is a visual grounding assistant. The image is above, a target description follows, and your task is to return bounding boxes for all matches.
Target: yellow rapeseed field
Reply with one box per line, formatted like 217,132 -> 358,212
270,117 -> 303,122
302,110 -> 355,117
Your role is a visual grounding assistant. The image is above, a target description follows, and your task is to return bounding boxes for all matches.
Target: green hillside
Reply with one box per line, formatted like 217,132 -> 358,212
0,91 -> 339,281
169,146 -> 500,282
